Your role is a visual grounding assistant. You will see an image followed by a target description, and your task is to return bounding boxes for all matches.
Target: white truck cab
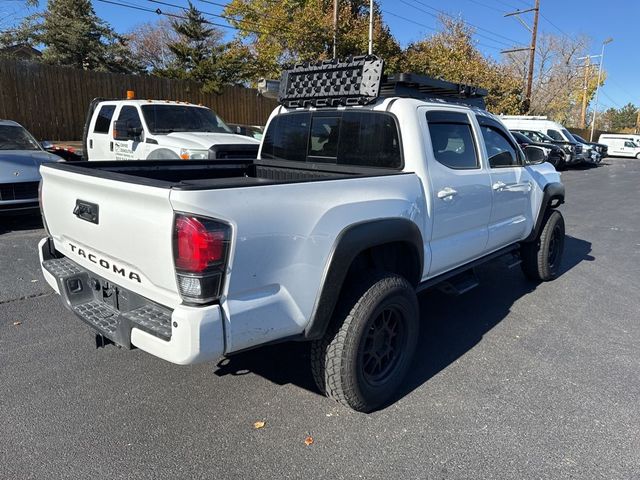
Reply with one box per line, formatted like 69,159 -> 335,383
84,95 -> 260,161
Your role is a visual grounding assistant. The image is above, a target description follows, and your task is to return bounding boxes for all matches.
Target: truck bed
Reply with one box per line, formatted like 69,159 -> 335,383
44,158 -> 402,190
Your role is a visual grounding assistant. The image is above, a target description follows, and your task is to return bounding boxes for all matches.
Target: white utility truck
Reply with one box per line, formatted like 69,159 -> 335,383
39,57 -> 566,412
82,93 -> 260,161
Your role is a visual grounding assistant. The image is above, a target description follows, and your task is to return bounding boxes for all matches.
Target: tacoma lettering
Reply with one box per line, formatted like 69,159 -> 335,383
68,242 -> 142,283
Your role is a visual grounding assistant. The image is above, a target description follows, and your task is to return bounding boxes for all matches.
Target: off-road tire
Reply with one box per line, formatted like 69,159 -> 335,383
521,209 -> 565,281
310,272 -> 419,412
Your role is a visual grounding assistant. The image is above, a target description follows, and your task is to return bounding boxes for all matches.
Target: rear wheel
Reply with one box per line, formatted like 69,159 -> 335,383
521,209 -> 565,281
636,153 -> 640,160
311,272 -> 419,412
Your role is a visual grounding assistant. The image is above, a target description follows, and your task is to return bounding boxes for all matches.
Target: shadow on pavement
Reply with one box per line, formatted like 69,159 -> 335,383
0,213 -> 43,235
213,236 -> 593,409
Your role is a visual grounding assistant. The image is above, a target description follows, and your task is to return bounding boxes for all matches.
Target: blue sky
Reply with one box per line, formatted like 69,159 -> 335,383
9,0 -> 640,108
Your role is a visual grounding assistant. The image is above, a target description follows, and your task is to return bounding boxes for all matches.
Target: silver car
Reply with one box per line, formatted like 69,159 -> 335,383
1,120 -> 59,213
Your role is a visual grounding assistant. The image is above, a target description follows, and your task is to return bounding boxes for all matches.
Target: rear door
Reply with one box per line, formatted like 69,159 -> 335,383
421,108 -> 492,276
477,116 -> 532,250
87,103 -> 117,160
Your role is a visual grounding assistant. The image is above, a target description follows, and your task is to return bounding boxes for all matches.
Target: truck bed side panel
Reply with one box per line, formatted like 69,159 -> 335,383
169,173 -> 427,353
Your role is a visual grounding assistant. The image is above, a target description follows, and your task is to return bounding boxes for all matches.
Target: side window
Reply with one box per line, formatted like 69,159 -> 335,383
480,125 -> 521,168
117,106 -> 143,130
625,141 -> 636,147
546,129 -> 563,141
94,105 -> 115,134
427,122 -> 478,169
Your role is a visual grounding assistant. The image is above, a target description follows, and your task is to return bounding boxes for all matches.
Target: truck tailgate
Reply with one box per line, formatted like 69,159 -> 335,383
40,165 -> 180,307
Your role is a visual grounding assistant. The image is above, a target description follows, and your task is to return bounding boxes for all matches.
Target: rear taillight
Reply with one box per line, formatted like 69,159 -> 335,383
173,214 -> 230,304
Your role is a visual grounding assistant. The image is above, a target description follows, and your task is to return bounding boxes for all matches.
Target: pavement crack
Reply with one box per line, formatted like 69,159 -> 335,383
0,291 -> 53,305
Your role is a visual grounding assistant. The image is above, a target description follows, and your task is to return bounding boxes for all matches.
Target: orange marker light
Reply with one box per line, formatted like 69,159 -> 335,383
126,90 -> 135,99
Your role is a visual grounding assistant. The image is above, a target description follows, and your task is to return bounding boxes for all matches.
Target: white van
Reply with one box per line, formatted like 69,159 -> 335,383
597,136 -> 640,158
598,134 -> 640,147
500,115 -> 586,165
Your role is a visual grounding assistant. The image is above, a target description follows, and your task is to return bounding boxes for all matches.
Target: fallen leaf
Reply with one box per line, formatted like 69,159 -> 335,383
13,321 -> 21,326
253,421 -> 265,429
304,436 -> 314,446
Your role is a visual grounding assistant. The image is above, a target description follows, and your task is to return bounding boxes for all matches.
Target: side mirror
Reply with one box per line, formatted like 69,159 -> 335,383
41,140 -> 54,150
129,126 -> 143,138
523,145 -> 546,165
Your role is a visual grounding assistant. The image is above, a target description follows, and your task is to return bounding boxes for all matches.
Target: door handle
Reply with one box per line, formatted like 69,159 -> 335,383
437,187 -> 458,200
492,181 -> 506,191
110,141 -> 114,152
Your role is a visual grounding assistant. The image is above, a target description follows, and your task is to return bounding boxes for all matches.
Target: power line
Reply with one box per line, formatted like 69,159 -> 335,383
382,9 -> 503,51
461,0 -> 506,14
402,0 -> 521,46
146,0 -> 289,34
95,0 -> 273,36
600,90 -> 622,109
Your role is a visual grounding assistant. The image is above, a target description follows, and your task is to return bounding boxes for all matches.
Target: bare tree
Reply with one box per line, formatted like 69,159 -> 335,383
126,18 -> 181,72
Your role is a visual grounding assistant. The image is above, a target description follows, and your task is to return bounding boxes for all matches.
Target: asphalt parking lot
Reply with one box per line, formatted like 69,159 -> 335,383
1,158 -> 639,479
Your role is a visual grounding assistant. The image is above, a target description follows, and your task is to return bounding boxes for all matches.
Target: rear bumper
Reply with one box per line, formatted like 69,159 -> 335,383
39,237 -> 224,365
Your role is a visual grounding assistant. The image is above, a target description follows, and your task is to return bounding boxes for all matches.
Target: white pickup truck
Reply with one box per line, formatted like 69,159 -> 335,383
39,57 -> 565,412
82,96 -> 260,161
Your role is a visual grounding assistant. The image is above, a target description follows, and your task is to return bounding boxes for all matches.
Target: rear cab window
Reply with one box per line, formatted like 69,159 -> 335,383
261,110 -> 402,169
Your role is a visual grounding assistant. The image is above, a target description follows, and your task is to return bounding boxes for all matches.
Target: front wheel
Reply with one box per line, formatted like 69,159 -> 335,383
311,272 -> 419,412
521,209 -> 565,281
636,153 -> 640,160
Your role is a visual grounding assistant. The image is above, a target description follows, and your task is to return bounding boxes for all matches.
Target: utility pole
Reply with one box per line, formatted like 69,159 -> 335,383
636,110 -> 640,134
580,57 -> 590,129
525,0 -> 540,111
503,1 -> 540,113
590,37 -> 613,141
333,0 -> 338,59
368,0 -> 373,55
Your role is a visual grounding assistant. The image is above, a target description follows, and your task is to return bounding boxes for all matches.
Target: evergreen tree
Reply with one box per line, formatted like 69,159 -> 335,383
2,0 -> 141,73
158,2 -> 235,93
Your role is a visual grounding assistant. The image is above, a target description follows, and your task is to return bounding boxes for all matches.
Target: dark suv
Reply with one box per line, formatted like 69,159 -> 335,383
510,131 -> 566,170
514,129 -> 582,166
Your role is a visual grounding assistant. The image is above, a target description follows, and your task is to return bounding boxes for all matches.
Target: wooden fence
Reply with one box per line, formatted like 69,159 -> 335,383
0,58 -> 278,140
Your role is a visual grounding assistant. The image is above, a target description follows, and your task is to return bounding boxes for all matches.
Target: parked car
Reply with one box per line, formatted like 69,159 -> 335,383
510,131 -> 566,169
501,116 -> 586,165
571,133 -> 608,160
83,93 -> 260,161
597,136 -> 640,158
38,57 -> 565,412
512,129 -> 581,167
0,120 -> 59,213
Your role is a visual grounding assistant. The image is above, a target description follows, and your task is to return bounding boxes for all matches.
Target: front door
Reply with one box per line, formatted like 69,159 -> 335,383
477,118 -> 532,250
421,109 -> 492,277
113,106 -> 145,160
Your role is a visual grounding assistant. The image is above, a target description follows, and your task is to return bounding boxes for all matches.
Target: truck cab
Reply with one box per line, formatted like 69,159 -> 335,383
84,96 -> 260,161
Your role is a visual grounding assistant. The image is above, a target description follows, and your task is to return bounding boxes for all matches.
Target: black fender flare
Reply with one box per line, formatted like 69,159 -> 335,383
304,218 -> 423,340
524,182 -> 565,242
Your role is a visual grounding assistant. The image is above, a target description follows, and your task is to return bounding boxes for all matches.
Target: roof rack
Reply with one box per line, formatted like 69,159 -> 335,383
277,55 -> 487,109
